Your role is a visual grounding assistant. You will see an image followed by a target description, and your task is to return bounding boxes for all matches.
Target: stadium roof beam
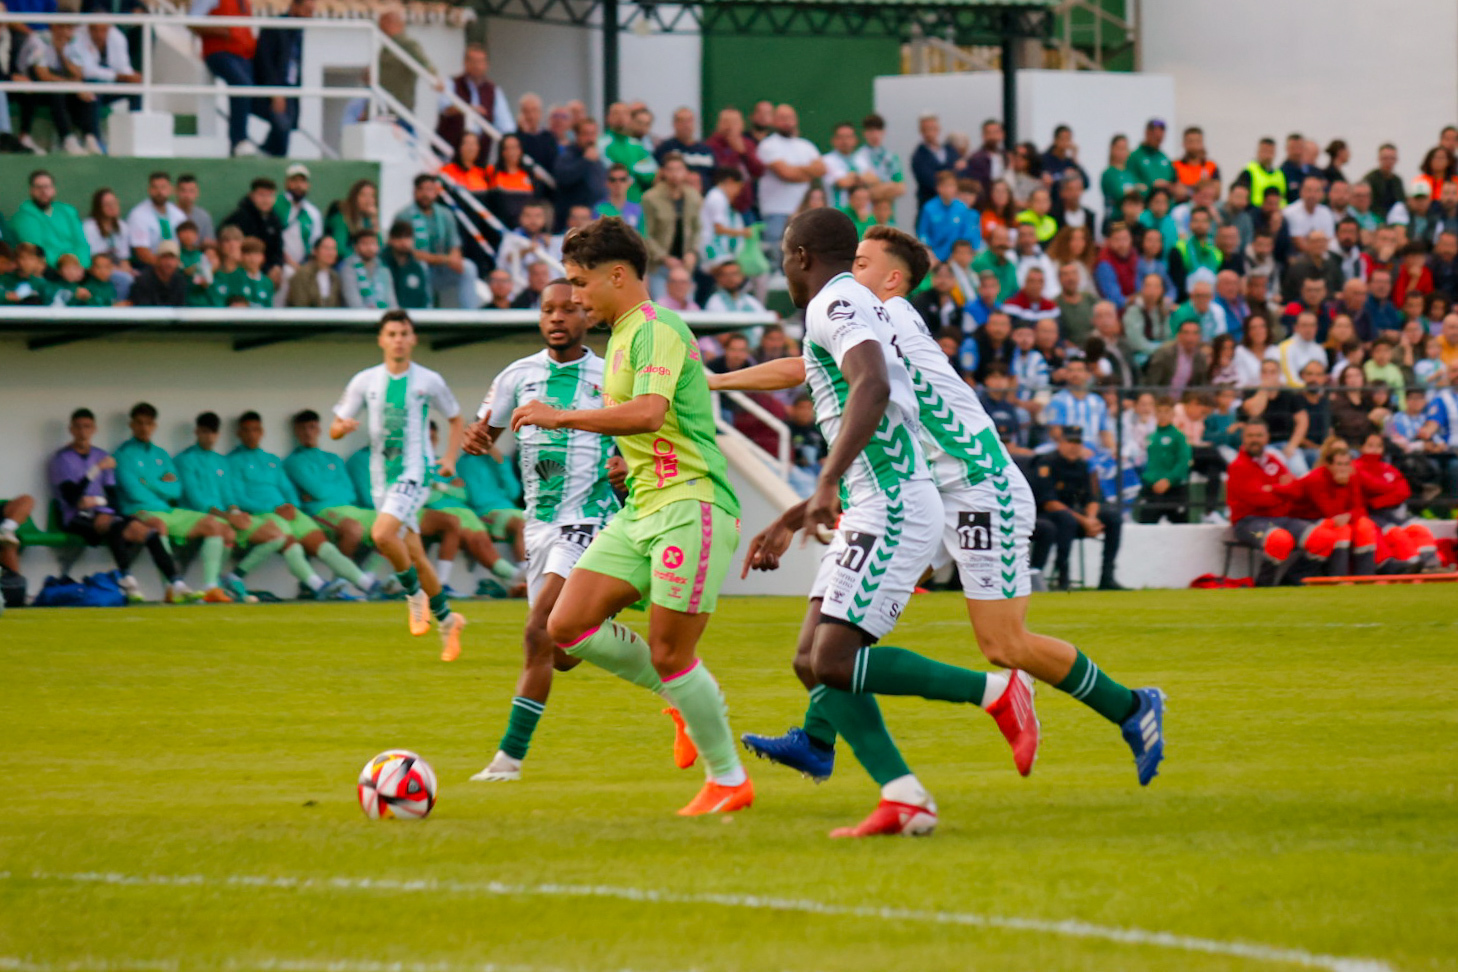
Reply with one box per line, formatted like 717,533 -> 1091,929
470,0 -> 1054,116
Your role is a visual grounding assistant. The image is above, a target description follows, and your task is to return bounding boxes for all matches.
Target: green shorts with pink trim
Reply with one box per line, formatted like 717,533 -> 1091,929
573,499 -> 740,615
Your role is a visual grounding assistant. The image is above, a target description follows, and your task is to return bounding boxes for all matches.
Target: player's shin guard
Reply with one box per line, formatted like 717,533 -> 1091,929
660,660 -> 743,784
811,684 -> 912,786
500,696 -> 545,761
235,537 -> 284,575
850,646 -> 995,705
1055,649 -> 1139,725
559,621 -> 666,694
318,541 -> 371,589
199,534 -> 226,589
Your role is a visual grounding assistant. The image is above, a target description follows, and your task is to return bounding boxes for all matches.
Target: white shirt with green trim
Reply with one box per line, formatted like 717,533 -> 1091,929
334,362 -> 460,500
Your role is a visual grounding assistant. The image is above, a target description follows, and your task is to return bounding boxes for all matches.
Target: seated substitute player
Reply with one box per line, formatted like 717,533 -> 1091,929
424,420 -> 522,595
284,410 -> 379,565
231,412 -> 379,600
455,447 -> 529,565
114,402 -> 236,603
717,223 -> 1165,801
48,407 -> 191,604
176,411 -> 294,599
723,210 -> 1035,838
508,217 -> 752,816
465,277 -> 694,783
0,495 -> 36,577
345,441 -> 470,583
1355,432 -> 1438,572
332,310 -> 467,660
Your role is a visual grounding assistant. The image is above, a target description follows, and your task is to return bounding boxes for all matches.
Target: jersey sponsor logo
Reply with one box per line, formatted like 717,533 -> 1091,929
640,364 -> 673,377
558,522 -> 597,549
827,299 -> 856,322
835,530 -> 877,572
661,546 -> 685,569
956,511 -> 993,551
653,567 -> 687,584
652,437 -> 680,488
888,600 -> 902,619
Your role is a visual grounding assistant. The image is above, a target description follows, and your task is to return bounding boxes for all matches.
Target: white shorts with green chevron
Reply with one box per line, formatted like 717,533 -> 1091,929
941,466 -> 1036,601
811,478 -> 942,639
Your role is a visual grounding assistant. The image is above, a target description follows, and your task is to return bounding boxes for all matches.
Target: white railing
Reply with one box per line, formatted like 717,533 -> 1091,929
709,387 -> 793,482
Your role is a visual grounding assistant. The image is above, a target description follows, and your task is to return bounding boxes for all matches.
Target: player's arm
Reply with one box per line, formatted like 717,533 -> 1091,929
806,342 -> 888,532
331,376 -> 366,439
742,499 -> 807,577
438,415 -> 464,477
518,394 -> 669,436
706,356 -> 806,392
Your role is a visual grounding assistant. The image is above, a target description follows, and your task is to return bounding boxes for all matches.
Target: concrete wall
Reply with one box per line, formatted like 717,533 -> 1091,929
874,69 -> 1176,228
1141,0 -> 1458,190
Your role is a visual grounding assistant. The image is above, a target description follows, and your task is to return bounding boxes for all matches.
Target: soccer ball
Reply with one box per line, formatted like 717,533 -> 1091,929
357,749 -> 437,820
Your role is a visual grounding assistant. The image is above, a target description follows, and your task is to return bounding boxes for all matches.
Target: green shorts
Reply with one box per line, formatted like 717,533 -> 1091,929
433,506 -> 487,534
484,508 -> 524,540
575,500 -> 740,615
314,505 -> 378,539
136,508 -> 211,541
239,511 -> 321,544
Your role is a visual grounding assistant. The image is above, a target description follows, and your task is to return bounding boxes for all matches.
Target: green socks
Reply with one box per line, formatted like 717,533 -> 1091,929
1056,649 -> 1139,724
560,621 -> 666,694
491,559 -> 518,580
235,537 -> 284,576
395,566 -> 421,596
281,542 -> 319,585
853,646 -> 993,705
317,541 -> 370,589
428,590 -> 451,622
500,696 -> 545,760
809,684 -> 910,787
660,660 -> 742,781
199,535 -> 225,589
802,693 -> 838,750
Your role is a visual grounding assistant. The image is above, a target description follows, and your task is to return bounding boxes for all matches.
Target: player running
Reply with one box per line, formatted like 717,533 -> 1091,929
508,217 -> 751,816
464,277 -> 696,782
331,310 -> 467,660
718,223 -> 1167,806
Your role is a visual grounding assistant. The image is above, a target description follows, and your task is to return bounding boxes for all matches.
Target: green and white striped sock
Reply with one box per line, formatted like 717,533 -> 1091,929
500,696 -> 546,761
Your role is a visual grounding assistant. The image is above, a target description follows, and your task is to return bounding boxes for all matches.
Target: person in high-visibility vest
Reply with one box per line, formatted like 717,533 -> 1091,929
1233,137 -> 1287,208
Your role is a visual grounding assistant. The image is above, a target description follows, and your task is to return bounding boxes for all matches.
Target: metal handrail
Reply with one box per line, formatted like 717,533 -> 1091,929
709,386 -> 793,481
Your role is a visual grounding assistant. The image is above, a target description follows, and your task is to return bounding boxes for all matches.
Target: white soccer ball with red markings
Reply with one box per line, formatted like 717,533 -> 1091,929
358,750 -> 437,820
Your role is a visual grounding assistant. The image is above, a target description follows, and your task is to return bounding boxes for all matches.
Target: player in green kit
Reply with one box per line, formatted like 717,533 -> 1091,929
332,310 -> 467,661
508,218 -> 752,815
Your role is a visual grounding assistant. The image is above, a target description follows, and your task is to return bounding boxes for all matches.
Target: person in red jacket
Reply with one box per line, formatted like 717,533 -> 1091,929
1356,432 -> 1438,571
1225,419 -> 1321,584
1282,438 -> 1378,576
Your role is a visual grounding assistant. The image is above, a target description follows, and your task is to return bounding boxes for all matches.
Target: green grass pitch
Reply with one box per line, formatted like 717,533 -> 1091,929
2,586 -> 1456,972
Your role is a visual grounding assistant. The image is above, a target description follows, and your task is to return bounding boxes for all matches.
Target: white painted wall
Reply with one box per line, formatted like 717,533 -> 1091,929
874,69 -> 1176,229
1141,0 -> 1458,193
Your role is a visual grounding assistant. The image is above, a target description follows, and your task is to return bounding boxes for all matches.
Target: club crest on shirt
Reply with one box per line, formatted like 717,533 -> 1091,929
612,349 -> 625,374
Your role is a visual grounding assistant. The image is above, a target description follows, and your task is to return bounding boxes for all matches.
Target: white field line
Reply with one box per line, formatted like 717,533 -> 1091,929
0,960 -> 687,972
3,870 -> 1394,972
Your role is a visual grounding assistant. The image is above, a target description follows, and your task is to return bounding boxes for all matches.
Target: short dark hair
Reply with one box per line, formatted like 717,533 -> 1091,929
608,162 -> 630,177
388,220 -> 414,240
177,220 -> 199,236
712,166 -> 744,186
1379,142 -> 1397,153
129,402 -> 158,420
1154,395 -> 1176,409
1245,416 -> 1269,430
560,217 -> 648,279
292,409 -> 320,425
832,121 -> 855,135
862,113 -> 886,131
1258,137 -> 1276,147
379,309 -> 414,333
196,411 -> 221,432
29,169 -> 53,186
786,207 -> 859,265
238,411 -> 262,425
864,225 -> 931,292
250,177 -> 276,192
70,407 -> 95,423
1337,216 -> 1360,231
148,171 -> 171,184
351,227 -> 378,244
722,333 -> 749,348
413,173 -> 439,189
1183,126 -> 1203,137
178,174 -> 198,187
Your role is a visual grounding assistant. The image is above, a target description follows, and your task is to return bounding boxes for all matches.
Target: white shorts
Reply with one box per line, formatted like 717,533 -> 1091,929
811,478 -> 942,640
375,481 -> 429,537
940,466 -> 1036,601
524,517 -> 604,606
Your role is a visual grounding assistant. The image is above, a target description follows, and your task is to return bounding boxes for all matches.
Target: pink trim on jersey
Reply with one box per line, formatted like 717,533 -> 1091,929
688,501 -> 712,613
556,625 -> 600,650
642,302 -> 658,320
663,658 -> 701,683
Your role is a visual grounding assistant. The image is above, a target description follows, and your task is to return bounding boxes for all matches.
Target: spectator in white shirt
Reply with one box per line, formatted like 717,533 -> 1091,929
1282,175 -> 1336,239
67,21 -> 140,111
704,260 -> 767,314
1267,310 -> 1328,387
126,172 -> 189,267
497,199 -> 563,295
756,104 -> 826,250
699,167 -> 752,271
17,24 -> 101,155
1012,222 -> 1058,299
821,122 -> 874,209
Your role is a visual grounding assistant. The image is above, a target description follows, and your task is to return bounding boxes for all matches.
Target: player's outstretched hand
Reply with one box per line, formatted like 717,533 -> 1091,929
437,460 -> 455,478
462,419 -> 495,455
512,399 -> 560,432
742,517 -> 794,578
605,455 -> 629,490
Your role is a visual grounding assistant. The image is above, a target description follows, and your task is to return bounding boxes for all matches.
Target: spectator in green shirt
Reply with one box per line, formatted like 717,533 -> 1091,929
1137,396 -> 1191,523
80,253 -> 119,306
2,242 -> 55,305
602,102 -> 657,200
1100,134 -> 1140,218
971,223 -> 1019,301
10,170 -> 90,269
383,219 -> 434,310
392,174 -> 479,309
52,253 -> 110,306
1127,119 -> 1175,194
840,184 -> 877,239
